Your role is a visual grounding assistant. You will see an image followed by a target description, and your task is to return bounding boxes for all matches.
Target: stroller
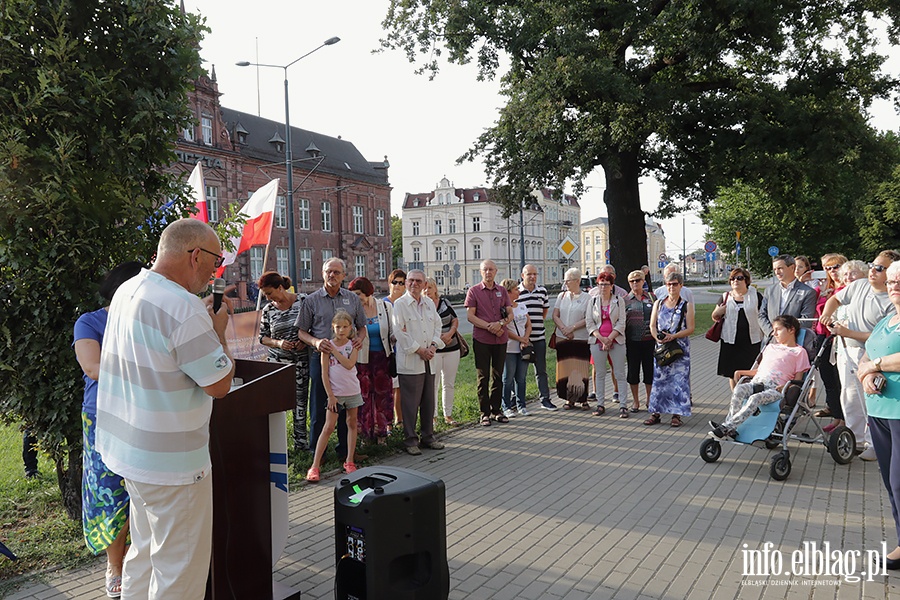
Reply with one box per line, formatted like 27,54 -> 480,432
699,323 -> 856,481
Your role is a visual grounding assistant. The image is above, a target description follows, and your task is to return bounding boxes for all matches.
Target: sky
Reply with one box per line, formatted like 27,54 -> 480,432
188,0 -> 900,258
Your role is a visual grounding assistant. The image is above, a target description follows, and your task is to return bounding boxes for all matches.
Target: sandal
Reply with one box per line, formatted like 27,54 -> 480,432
495,414 -> 510,423
445,418 -> 460,427
481,416 -> 492,427
105,567 -> 122,599
643,413 -> 661,426
670,415 -> 683,428
630,406 -> 641,413
619,407 -> 629,418
306,467 -> 320,482
580,402 -> 591,410
342,462 -> 357,474
592,406 -> 606,416
564,402 -> 575,410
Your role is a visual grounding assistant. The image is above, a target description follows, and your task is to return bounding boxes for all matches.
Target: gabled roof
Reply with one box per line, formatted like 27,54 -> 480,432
219,107 -> 389,186
402,187 -> 492,209
536,188 -> 580,208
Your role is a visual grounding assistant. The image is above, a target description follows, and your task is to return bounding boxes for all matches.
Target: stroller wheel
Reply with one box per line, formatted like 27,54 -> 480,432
700,439 -> 722,463
827,425 -> 855,465
770,452 -> 792,481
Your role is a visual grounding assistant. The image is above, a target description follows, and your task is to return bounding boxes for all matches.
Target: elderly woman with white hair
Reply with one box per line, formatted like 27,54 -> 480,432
552,267 -> 593,409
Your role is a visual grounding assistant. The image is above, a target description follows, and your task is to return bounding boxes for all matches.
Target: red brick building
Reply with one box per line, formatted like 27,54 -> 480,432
168,70 -> 392,299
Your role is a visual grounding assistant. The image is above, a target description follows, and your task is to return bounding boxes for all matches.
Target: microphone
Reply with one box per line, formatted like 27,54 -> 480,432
212,278 -> 225,313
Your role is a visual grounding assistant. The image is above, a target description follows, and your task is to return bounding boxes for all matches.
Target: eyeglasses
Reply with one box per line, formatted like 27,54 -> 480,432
406,278 -> 424,284
188,247 -> 225,268
597,282 -> 611,286
730,275 -> 746,282
628,279 -> 642,283
887,280 -> 900,288
391,280 -> 406,285
869,263 -> 888,273
666,282 -> 682,286
824,265 -> 841,271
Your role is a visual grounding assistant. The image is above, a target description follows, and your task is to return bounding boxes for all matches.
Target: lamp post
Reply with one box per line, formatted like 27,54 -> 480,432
237,36 -> 340,286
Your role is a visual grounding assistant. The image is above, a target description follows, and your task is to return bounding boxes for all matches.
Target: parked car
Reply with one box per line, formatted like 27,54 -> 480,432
580,275 -> 594,292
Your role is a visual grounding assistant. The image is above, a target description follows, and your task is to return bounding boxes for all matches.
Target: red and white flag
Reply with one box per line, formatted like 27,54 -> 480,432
217,178 -> 279,277
187,162 -> 208,223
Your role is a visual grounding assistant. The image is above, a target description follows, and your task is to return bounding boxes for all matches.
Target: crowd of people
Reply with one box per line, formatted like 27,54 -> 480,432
68,217 -> 900,597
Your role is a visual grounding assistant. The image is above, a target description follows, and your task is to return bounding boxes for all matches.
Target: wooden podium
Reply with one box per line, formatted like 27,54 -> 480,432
206,359 -> 300,600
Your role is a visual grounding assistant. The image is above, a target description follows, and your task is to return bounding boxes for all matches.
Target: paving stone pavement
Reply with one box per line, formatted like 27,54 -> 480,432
6,337 -> 900,599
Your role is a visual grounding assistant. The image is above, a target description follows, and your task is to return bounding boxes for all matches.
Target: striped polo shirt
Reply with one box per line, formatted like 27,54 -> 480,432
517,283 -> 549,342
96,269 -> 233,486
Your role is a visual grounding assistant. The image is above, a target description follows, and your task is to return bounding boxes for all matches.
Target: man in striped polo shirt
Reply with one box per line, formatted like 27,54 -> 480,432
97,219 -> 235,599
518,264 -> 557,410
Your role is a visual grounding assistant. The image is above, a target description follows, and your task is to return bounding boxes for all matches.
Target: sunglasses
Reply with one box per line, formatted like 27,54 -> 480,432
628,279 -> 643,283
824,265 -> 841,271
730,275 -> 746,282
869,263 -> 888,273
391,280 -> 406,285
189,247 -> 225,268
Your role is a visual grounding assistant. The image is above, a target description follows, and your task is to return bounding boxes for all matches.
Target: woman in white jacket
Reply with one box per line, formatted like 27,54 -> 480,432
586,271 -> 627,416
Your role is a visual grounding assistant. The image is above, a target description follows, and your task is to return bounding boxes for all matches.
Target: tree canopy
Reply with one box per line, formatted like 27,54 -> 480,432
381,0 -> 900,282
0,0 -> 206,517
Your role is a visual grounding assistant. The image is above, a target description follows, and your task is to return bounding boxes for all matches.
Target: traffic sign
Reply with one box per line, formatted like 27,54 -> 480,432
704,240 -> 717,253
658,253 -> 667,261
768,246 -> 780,257
736,242 -> 742,256
705,252 -> 717,263
442,263 -> 450,275
558,236 -> 578,259
658,261 -> 666,269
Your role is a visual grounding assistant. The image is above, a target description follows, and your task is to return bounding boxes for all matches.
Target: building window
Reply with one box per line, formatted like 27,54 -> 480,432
435,271 -> 444,286
275,196 -> 286,228
472,216 -> 481,232
206,185 -> 219,222
321,201 -> 332,232
355,255 -> 366,278
595,235 -> 602,245
449,218 -> 456,234
585,235 -> 590,246
412,221 -> 420,236
322,249 -> 334,264
449,245 -> 457,261
412,246 -> 420,263
201,114 -> 213,145
276,247 -> 289,275
249,247 -> 264,281
435,246 -> 443,261
586,252 -> 590,262
377,252 -> 386,279
376,209 -> 385,236
596,251 -> 602,260
434,219 -> 442,235
353,206 -> 364,234
299,249 -> 312,281
183,122 -> 195,142
473,244 -> 482,260
298,198 -> 310,230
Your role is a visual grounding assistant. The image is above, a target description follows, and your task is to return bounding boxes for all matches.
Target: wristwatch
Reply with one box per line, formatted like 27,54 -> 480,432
875,357 -> 883,371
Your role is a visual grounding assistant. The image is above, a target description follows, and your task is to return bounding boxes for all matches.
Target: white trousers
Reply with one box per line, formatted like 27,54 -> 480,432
837,344 -> 872,450
122,475 -> 213,600
589,341 -> 626,406
431,349 -> 461,420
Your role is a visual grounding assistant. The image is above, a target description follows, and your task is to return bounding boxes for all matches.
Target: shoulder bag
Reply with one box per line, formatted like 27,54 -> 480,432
705,292 -> 728,342
654,299 -> 688,367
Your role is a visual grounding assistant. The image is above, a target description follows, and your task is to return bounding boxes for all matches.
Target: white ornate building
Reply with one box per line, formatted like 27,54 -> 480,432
401,178 -> 582,290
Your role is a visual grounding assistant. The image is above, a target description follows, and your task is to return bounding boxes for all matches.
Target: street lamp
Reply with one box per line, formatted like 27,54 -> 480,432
237,36 -> 340,286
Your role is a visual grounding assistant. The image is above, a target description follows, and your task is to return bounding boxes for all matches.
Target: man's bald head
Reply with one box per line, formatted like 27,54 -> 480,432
157,219 -> 218,259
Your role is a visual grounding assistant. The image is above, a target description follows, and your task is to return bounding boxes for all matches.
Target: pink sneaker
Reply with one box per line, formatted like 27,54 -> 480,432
306,467 -> 320,482
823,423 -> 837,433
343,462 -> 357,474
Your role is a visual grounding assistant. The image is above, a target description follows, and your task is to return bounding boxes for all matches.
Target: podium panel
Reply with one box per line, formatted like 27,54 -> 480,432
207,359 -> 300,600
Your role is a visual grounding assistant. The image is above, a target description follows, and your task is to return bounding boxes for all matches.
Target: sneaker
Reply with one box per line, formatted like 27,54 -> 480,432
405,446 -> 422,456
421,441 -> 445,450
859,447 -> 878,461
588,393 -> 597,400
519,407 -> 531,416
709,420 -> 736,439
613,392 -> 620,403
541,400 -> 558,411
503,408 -> 517,418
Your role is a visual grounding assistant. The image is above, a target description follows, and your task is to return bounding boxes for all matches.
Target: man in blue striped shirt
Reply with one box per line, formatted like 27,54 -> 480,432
518,264 -> 557,410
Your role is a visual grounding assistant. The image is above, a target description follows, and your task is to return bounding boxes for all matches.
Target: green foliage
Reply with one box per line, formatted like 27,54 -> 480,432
860,164 -> 900,254
381,0 -> 900,278
391,214 -> 403,269
0,0 -> 207,519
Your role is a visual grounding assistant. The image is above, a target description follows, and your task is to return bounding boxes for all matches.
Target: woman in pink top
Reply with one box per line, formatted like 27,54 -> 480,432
813,253 -> 847,431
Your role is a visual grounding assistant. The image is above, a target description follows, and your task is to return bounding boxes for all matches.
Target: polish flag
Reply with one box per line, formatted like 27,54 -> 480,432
187,162 -> 208,223
217,178 -> 279,277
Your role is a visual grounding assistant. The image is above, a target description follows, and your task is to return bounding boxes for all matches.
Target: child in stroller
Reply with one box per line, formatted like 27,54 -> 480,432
710,315 -> 810,439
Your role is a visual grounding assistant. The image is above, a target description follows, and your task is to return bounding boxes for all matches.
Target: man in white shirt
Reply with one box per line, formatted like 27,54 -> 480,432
392,269 -> 446,455
655,264 -> 695,303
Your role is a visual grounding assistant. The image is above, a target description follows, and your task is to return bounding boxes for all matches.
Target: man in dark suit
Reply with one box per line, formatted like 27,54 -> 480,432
758,254 -> 817,335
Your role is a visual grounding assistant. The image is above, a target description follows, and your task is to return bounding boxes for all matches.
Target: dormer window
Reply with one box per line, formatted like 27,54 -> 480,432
268,131 -> 285,154
473,192 -> 480,202
305,141 -> 321,157
235,122 -> 248,145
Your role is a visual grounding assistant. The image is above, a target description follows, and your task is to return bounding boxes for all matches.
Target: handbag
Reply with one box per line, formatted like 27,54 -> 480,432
513,317 -> 534,362
388,353 -> 397,377
705,292 -> 728,342
548,328 -> 557,350
654,299 -> 688,366
454,332 -> 469,358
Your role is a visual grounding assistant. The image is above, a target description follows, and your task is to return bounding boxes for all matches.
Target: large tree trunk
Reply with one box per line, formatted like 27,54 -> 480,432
603,150 -> 648,288
55,439 -> 83,521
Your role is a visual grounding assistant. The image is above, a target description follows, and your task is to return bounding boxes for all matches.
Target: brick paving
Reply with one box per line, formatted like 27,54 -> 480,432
6,337 -> 900,599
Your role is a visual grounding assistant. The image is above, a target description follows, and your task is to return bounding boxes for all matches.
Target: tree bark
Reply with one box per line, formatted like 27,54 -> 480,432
55,441 -> 83,522
603,150 -> 648,288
